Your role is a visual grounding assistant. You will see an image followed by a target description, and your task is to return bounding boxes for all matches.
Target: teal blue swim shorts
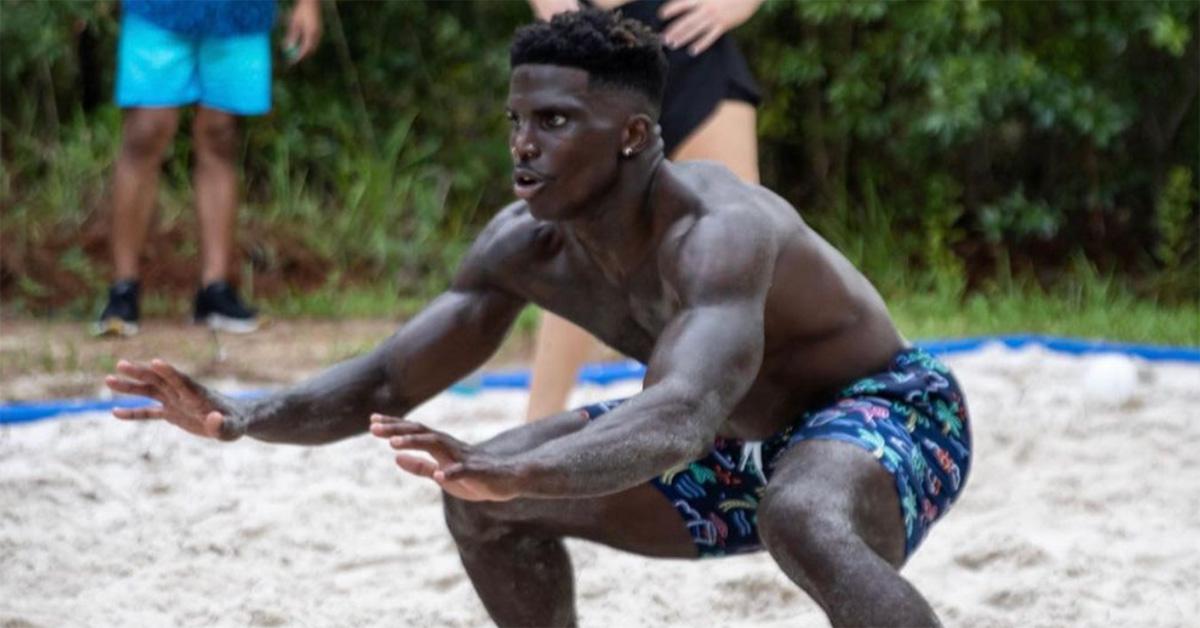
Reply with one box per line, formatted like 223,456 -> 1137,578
115,15 -> 271,115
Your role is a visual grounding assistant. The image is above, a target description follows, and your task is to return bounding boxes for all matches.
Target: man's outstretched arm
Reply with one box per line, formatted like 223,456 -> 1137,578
106,209 -> 531,446
108,287 -> 524,445
241,287 -> 524,444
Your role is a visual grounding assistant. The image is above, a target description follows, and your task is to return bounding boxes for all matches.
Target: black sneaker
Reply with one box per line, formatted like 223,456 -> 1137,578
193,281 -> 260,334
93,279 -> 141,337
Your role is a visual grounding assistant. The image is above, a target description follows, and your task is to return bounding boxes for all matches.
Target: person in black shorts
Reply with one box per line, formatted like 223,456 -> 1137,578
525,0 -> 765,420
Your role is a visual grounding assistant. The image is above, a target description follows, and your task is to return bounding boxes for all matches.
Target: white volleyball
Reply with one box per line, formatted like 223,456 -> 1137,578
1082,353 -> 1139,406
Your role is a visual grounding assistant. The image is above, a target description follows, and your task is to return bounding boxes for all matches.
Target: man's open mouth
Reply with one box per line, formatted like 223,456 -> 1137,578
512,168 -> 546,200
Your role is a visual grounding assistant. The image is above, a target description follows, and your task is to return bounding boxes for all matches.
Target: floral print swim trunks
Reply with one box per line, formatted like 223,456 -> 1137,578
578,347 -> 971,559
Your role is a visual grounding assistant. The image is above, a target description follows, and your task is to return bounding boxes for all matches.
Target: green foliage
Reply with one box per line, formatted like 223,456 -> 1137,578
743,0 -> 1198,303
1154,166 -> 1199,299
1,0 -> 1197,325
978,187 -> 1058,244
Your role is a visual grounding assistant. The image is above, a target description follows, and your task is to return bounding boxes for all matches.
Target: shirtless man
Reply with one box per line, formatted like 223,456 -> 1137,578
106,10 -> 971,627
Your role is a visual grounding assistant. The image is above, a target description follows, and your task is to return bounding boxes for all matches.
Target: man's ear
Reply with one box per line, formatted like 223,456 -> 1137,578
620,114 -> 656,158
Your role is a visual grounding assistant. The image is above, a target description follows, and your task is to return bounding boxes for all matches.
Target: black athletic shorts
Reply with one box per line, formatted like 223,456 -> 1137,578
593,0 -> 763,155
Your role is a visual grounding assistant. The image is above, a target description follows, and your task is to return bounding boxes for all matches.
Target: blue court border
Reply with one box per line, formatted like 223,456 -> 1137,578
3,334 -> 1197,425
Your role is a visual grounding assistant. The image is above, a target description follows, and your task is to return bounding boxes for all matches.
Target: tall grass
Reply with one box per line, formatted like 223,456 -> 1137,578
2,105 -> 480,317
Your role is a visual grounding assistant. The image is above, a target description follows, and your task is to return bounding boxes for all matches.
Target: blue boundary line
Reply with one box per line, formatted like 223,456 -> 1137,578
3,334 -> 1196,425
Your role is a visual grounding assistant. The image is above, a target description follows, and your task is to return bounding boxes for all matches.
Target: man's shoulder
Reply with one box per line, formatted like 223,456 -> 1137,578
671,162 -> 795,226
658,208 -> 782,303
456,201 -> 550,285
656,165 -> 801,298
668,190 -> 785,258
477,201 -> 535,243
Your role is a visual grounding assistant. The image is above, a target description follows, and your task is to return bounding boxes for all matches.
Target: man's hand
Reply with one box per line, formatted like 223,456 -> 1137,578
370,414 -> 522,502
284,0 -> 322,64
105,359 -> 243,441
659,0 -> 763,55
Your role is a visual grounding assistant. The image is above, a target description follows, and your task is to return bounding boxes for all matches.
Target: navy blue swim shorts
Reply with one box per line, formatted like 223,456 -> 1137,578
578,347 -> 971,559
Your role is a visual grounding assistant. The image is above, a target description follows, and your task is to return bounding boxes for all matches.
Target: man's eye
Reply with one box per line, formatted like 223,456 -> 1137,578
506,112 -> 519,126
547,114 -> 567,128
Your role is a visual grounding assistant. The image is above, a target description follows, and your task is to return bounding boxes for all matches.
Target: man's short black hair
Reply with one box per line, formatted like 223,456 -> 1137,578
510,9 -> 667,114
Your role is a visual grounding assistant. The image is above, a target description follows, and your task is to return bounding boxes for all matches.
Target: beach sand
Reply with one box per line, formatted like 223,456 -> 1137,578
2,345 -> 1198,627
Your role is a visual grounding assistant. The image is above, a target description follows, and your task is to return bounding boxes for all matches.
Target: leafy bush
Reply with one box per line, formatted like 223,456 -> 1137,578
1,0 -> 1196,317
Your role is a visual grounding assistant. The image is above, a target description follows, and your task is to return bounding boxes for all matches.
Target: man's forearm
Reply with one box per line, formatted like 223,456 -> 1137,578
229,350 -> 408,445
505,388 -> 718,498
477,409 -> 590,457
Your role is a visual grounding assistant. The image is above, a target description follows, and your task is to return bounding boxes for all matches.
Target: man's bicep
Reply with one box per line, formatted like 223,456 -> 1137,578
643,296 -> 765,413
378,286 -> 525,403
448,201 -> 537,293
645,217 -> 776,411
377,201 -> 530,399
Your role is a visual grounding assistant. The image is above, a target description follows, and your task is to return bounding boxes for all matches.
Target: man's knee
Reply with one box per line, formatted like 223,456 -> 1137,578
759,443 -> 907,568
121,110 -> 178,163
758,485 -> 854,570
192,112 -> 240,159
443,495 -> 513,546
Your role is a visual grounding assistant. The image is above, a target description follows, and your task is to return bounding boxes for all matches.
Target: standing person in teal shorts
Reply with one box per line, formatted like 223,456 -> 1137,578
94,0 -> 321,337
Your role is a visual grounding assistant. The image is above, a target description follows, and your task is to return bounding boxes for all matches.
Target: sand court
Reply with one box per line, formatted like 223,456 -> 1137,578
2,345 -> 1198,627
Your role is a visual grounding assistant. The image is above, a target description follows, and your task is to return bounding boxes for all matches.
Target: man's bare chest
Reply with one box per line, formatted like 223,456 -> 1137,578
529,251 -> 679,361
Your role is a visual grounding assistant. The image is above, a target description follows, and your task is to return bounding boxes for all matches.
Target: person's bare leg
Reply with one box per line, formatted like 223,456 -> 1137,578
757,440 -> 941,627
443,483 -> 695,627
524,101 -> 759,422
191,106 -> 240,285
525,312 -> 596,420
110,107 -> 181,280
671,99 -> 759,183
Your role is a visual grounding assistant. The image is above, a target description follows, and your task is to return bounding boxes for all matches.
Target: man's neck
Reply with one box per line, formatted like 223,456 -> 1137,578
568,151 -> 671,283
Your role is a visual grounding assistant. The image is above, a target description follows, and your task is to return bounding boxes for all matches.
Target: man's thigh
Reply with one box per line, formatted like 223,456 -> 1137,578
574,399 -> 765,558
116,16 -> 200,109
470,482 -> 698,559
762,439 -> 907,567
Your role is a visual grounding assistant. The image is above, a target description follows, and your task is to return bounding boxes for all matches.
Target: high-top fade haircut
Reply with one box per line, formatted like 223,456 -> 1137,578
510,8 -> 667,116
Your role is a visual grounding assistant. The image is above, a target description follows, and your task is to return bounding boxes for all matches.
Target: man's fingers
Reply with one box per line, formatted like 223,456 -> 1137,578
394,453 -> 439,478
369,415 -> 429,438
387,433 -> 448,448
149,359 -> 192,395
105,375 -> 158,399
436,462 -> 473,482
387,434 -> 459,465
370,413 -> 423,427
116,360 -> 169,391
284,13 -> 320,63
203,411 -> 227,439
297,29 -> 319,61
113,406 -> 165,421
371,422 -> 426,437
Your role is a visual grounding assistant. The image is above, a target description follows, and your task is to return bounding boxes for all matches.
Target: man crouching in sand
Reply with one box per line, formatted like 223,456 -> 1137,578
108,10 -> 970,627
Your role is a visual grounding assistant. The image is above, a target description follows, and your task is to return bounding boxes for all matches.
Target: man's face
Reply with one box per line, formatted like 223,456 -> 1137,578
506,64 -> 629,221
